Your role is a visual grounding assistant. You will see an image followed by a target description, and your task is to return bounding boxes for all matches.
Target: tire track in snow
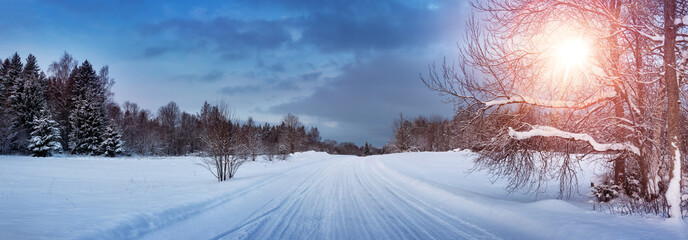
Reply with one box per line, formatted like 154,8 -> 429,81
356,158 -> 499,239
78,157 -> 338,240
365,158 -> 502,239
371,157 -> 544,240
213,156 -> 500,240
211,159 -> 335,240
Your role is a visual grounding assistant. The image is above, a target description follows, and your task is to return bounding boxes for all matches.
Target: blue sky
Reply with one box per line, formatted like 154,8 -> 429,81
0,0 -> 469,146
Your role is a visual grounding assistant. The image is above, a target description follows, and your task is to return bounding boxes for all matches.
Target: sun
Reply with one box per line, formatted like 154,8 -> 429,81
554,37 -> 590,68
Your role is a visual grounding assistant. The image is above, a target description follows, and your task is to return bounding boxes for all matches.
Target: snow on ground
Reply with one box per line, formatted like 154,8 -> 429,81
0,151 -> 686,239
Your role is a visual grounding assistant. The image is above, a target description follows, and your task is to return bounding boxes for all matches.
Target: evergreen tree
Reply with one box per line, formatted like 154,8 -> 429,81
68,61 -> 109,155
69,98 -> 105,155
71,60 -> 105,106
22,54 -> 40,76
101,126 -> 124,157
15,57 -> 46,127
28,108 -> 62,157
11,54 -> 48,152
0,61 -> 4,112
0,69 -> 4,109
364,142 -> 372,156
0,66 -> 8,154
0,58 -> 9,76
5,53 -> 23,99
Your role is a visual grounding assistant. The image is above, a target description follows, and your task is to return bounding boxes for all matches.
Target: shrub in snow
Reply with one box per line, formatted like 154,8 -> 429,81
199,101 -> 248,182
101,126 -> 124,157
623,173 -> 643,200
591,179 -> 620,203
277,144 -> 289,161
28,109 -> 62,157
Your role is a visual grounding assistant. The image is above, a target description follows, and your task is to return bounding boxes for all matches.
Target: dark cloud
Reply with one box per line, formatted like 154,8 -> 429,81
140,17 -> 294,59
220,52 -> 249,61
200,70 -> 225,82
300,72 -> 321,82
37,0 -> 145,14
138,1 -> 464,59
35,0 -> 154,23
275,81 -> 300,91
219,76 -> 304,95
257,59 -> 286,73
170,70 -> 225,82
142,46 -> 173,58
220,85 -> 262,95
218,80 -> 301,96
269,54 -> 453,145
300,3 -> 443,52
238,0 -> 460,53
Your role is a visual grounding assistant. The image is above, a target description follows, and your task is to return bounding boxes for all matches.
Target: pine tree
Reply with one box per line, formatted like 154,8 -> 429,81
101,126 -> 124,157
0,69 -> 8,154
0,61 -> 4,113
28,108 -> 62,157
0,59 -> 9,153
71,60 -> 105,106
68,61 -> 109,155
11,54 -> 48,152
364,142 -> 372,156
2,54 -> 23,151
5,53 -> 23,99
0,72 -> 4,111
69,99 -> 105,155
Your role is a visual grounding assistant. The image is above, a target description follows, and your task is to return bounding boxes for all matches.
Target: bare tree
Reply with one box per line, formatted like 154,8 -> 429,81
423,0 -> 685,217
279,113 -> 304,154
179,112 -> 201,153
199,101 -> 246,182
46,52 -> 77,151
98,66 -> 115,104
243,117 -> 265,161
158,101 -> 181,155
392,114 -> 413,152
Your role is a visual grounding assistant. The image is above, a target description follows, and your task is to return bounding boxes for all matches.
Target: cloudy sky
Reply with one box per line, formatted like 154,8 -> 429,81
0,0 -> 469,146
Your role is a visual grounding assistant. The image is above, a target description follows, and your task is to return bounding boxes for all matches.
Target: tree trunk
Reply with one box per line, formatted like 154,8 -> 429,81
631,13 -> 652,200
609,0 -> 626,188
664,0 -> 682,219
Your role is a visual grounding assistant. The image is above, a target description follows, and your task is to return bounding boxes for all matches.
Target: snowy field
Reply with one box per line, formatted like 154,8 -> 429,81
0,151 -> 686,239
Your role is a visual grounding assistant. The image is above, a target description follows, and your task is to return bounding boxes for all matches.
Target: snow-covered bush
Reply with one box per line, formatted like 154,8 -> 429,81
101,126 -> 124,157
28,109 -> 62,157
277,144 -> 289,161
591,179 -> 621,203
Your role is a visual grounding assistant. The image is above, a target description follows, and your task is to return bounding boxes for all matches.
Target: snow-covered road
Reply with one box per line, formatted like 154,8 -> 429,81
143,156 -> 498,240
1,152 -> 686,239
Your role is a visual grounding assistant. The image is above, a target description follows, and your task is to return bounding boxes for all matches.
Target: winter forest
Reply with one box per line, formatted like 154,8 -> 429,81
0,52 -> 383,156
2,0 -> 688,239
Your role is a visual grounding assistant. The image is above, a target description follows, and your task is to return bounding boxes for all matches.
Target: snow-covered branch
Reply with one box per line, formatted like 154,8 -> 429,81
484,92 -> 615,110
508,126 -> 640,155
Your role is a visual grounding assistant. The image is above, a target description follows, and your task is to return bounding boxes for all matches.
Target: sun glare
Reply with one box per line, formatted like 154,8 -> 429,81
555,38 -> 590,67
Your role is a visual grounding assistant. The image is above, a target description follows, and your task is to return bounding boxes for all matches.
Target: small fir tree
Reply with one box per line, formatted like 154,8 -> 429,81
101,126 -> 124,157
28,109 -> 62,157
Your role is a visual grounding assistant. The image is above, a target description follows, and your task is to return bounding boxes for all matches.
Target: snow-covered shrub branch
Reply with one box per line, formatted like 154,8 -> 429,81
484,93 -> 616,110
508,126 -> 640,155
